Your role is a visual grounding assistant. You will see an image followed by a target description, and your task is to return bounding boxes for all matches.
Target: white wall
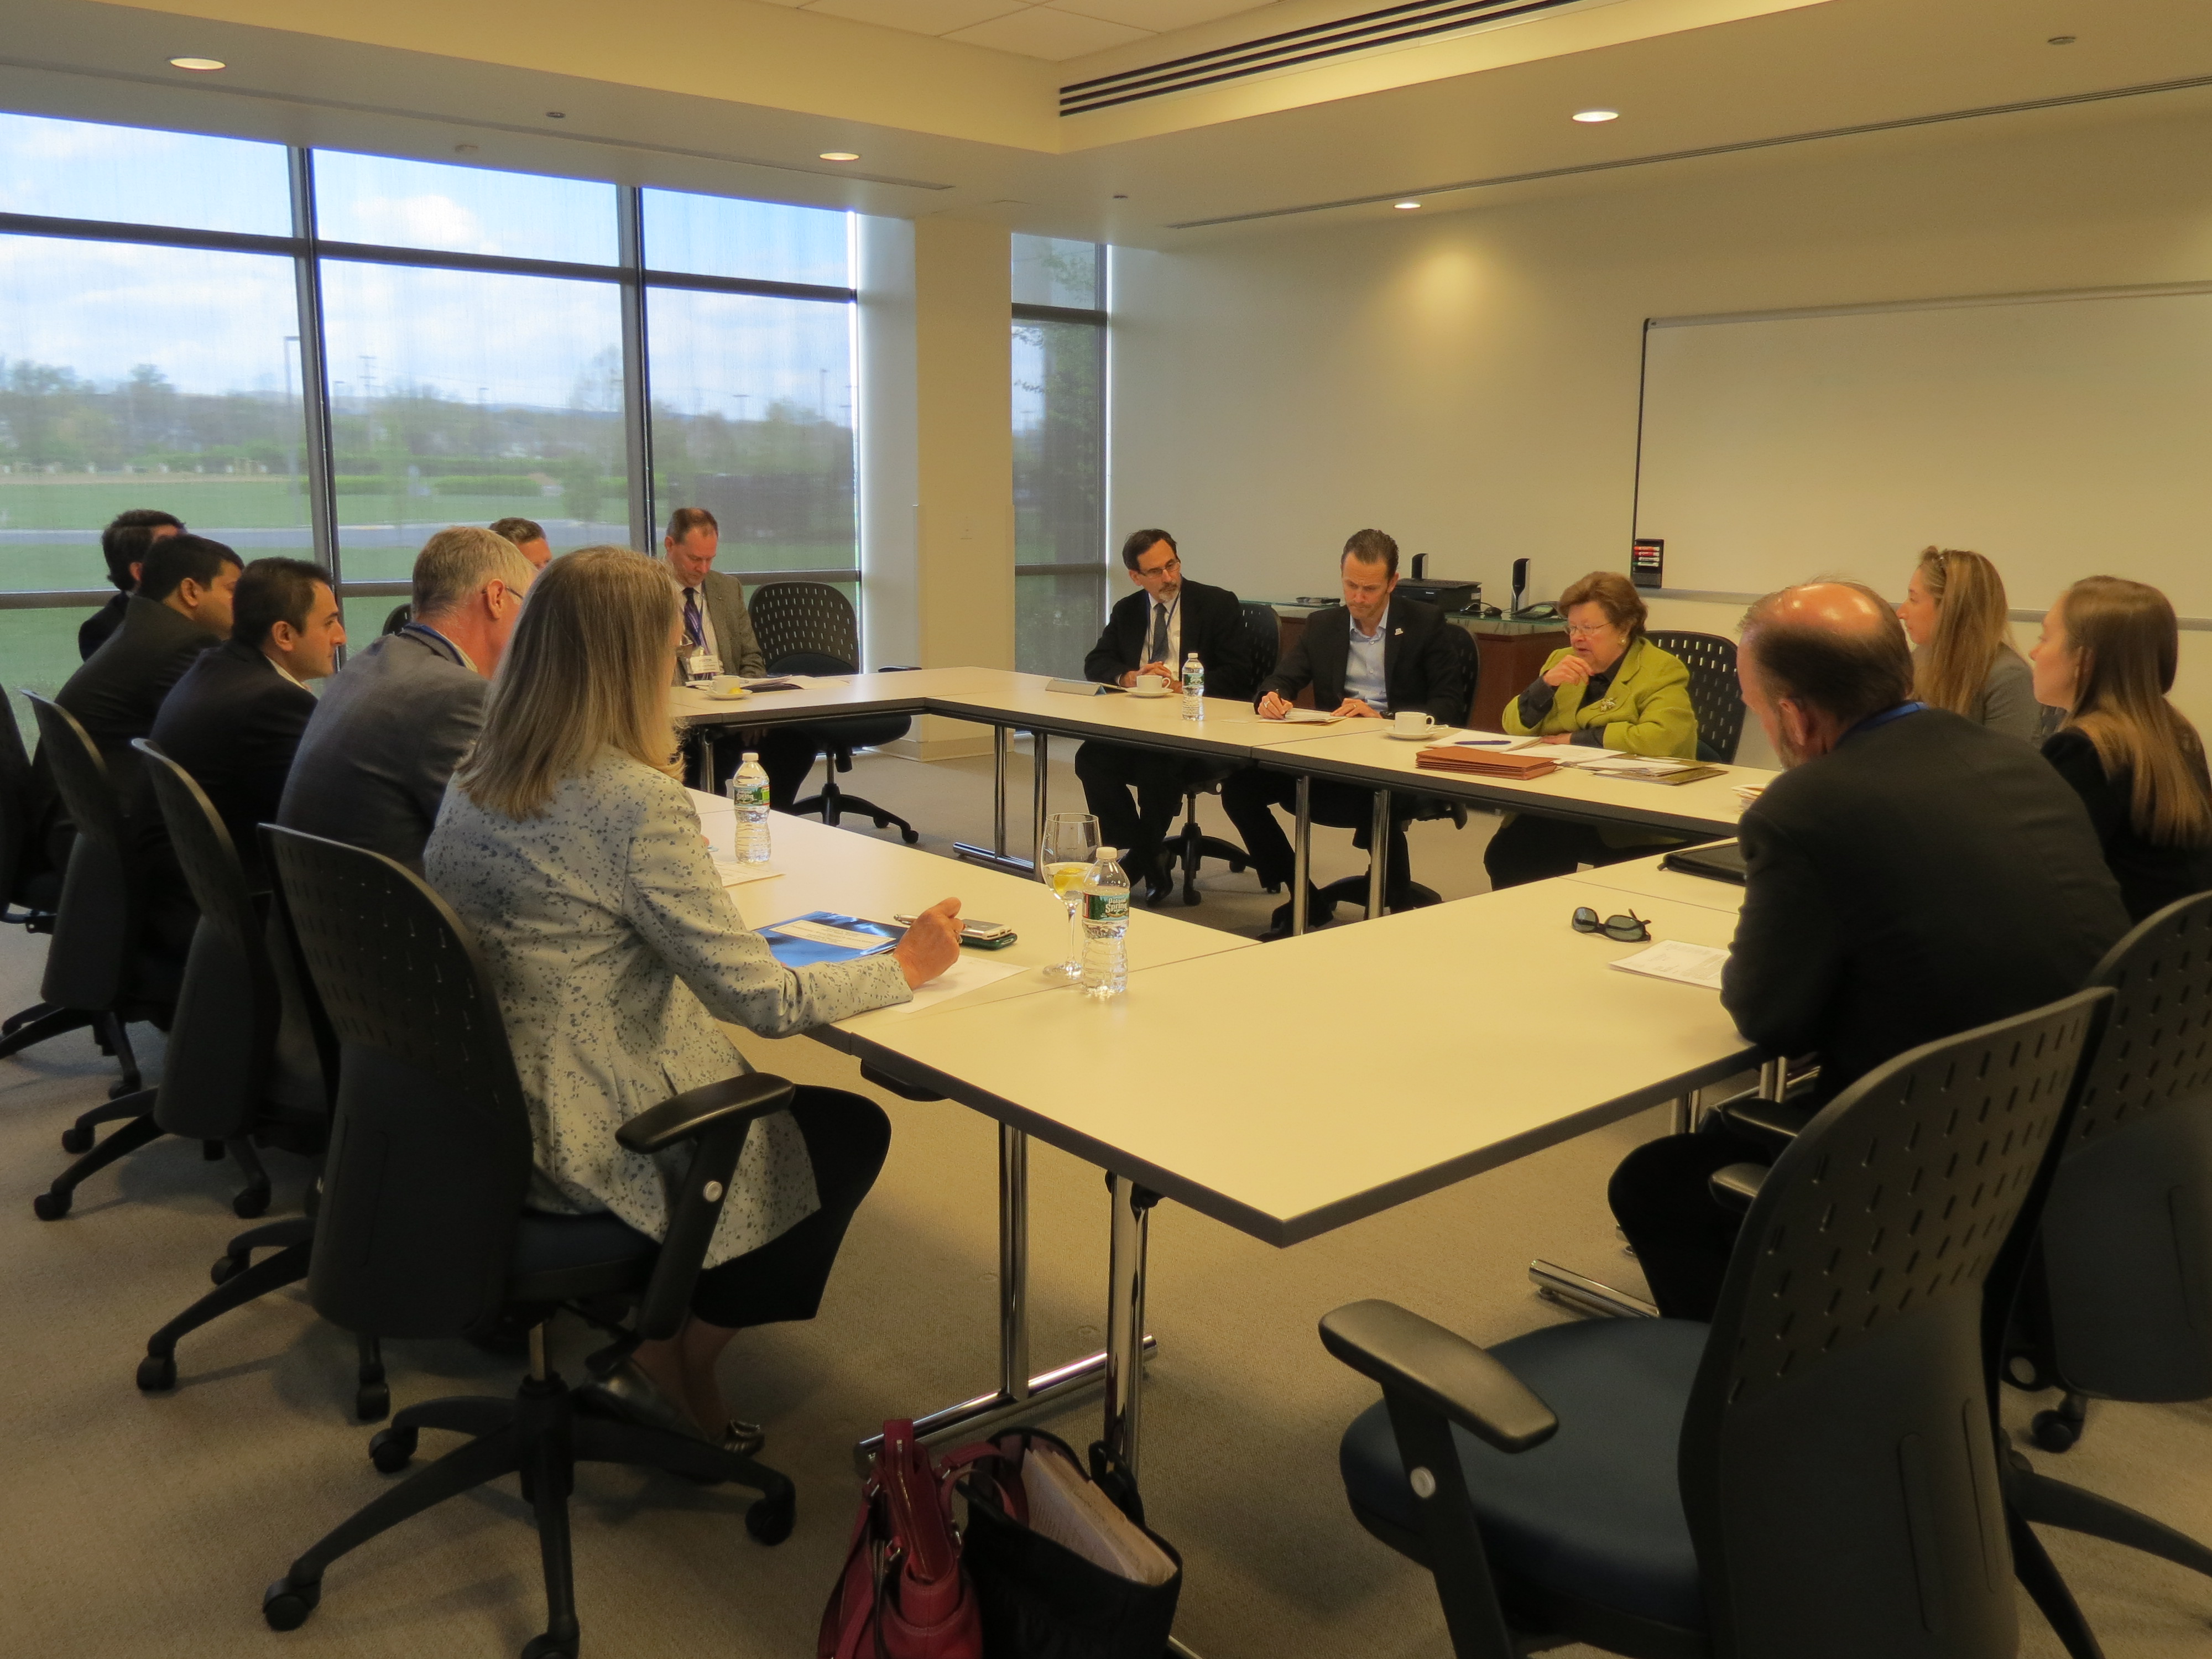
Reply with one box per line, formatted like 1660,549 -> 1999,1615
1109,97 -> 2212,739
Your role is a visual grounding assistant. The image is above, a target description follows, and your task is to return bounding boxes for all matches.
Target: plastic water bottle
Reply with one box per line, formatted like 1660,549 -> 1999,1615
1079,848 -> 1130,999
1181,652 -> 1204,722
727,752 -> 772,864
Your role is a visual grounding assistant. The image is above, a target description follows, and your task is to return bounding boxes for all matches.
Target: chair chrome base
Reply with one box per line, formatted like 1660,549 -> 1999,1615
1529,1261 -> 1659,1321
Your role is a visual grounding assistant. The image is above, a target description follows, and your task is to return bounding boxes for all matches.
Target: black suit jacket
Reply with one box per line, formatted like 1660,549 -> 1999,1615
1725,707 -> 2130,1100
79,591 -> 129,660
1256,596 -> 1467,726
149,639 -> 318,875
1083,578 -> 1256,702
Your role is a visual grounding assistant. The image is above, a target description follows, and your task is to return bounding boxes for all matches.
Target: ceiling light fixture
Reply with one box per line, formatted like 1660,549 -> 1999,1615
819,151 -> 860,162
1394,200 -> 1421,211
1572,108 -> 1619,123
545,110 -> 566,119
168,56 -> 226,71
2048,34 -> 2077,44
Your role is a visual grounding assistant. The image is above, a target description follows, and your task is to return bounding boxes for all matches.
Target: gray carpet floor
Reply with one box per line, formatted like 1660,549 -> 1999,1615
3,742 -> 2209,1656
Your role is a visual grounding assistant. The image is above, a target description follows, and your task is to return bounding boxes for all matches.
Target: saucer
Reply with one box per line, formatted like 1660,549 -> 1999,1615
708,686 -> 753,701
1128,687 -> 1172,698
1385,728 -> 1446,742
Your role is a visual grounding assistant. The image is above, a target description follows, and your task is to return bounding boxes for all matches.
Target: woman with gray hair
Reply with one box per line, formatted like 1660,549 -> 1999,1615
426,547 -> 962,1453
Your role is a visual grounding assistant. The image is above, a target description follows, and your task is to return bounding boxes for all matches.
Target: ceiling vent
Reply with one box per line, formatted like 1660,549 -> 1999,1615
1060,0 -> 1585,116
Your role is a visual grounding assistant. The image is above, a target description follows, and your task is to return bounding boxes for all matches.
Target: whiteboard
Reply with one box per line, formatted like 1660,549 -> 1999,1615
1634,286 -> 2212,620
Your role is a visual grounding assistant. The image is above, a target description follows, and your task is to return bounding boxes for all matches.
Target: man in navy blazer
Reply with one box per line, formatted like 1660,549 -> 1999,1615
1075,529 -> 1256,900
151,558 -> 343,883
1222,529 -> 1468,936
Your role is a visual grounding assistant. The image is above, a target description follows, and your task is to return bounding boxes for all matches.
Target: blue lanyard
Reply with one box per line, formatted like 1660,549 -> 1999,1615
1843,701 -> 1926,743
399,622 -> 466,668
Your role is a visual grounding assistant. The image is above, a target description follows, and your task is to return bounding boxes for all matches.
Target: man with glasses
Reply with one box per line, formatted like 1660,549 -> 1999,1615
1605,580 -> 2127,1320
1223,528 -> 1467,937
1074,529 -> 1257,904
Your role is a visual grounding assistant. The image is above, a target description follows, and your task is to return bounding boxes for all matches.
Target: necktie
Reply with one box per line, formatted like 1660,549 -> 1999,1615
684,587 -> 703,648
1147,602 -> 1168,664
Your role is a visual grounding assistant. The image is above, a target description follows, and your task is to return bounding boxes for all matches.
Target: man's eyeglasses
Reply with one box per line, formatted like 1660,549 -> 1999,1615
1572,906 -> 1650,942
1139,559 -> 1181,578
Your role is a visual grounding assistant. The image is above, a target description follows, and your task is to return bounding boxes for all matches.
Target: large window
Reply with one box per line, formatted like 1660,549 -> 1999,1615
0,109 -> 858,731
1011,236 -> 1107,676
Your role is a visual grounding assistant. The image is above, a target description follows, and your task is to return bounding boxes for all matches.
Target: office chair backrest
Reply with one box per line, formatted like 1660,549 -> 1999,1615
1646,632 -> 1745,764
1442,623 -> 1480,726
2036,891 -> 2212,1400
135,740 -> 284,1139
266,826 -> 535,1340
751,581 -> 859,671
1681,988 -> 2110,1659
1238,601 -> 1280,692
0,702 -> 37,911
24,693 -> 138,1013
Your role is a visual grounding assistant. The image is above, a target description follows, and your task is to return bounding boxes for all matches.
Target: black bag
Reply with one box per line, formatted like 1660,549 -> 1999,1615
950,1430 -> 1183,1659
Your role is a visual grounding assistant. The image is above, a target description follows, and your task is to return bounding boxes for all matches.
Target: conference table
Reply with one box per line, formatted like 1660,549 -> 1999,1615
693,789 -> 1762,1508
676,667 -> 1771,933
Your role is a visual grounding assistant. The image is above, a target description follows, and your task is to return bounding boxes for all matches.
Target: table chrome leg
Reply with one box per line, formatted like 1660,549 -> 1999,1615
1759,1056 -> 1788,1100
1000,1124 -> 1030,1403
1366,788 -> 1390,919
993,725 -> 1009,856
1672,1087 -> 1698,1136
1526,1089 -> 1687,1322
1103,1175 -> 1156,1480
1291,776 -> 1312,937
1032,729 -> 1051,873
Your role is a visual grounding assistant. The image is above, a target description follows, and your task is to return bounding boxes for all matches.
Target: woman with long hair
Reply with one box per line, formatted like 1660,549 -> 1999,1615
426,548 -> 962,1452
1896,546 -> 2041,740
2031,575 -> 2212,920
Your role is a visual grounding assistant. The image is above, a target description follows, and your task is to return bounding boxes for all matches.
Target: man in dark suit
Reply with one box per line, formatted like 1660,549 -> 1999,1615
279,526 -> 534,868
150,559 -> 342,879
1074,528 -> 1256,902
1220,529 -> 1467,936
1609,581 -> 2131,1319
78,508 -> 185,660
661,505 -> 796,797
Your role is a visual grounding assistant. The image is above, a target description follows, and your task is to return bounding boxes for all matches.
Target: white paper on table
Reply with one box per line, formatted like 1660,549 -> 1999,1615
1282,708 -> 1342,724
1580,755 -> 1697,778
713,859 -> 784,888
1609,940 -> 1729,991
883,954 -> 1027,1014
767,919 -> 891,951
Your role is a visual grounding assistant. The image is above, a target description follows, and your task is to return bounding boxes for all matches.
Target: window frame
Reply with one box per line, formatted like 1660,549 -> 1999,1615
1011,241 -> 1110,675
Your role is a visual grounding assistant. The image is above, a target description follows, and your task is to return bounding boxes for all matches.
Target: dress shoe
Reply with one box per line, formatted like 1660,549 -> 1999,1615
722,1418 -> 768,1457
1144,858 -> 1178,906
1261,888 -> 1332,941
577,1357 -> 699,1438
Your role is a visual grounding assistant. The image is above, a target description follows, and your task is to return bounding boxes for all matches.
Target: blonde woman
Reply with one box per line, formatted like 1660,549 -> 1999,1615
2031,576 -> 2212,921
1896,546 -> 2039,740
425,548 -> 962,1453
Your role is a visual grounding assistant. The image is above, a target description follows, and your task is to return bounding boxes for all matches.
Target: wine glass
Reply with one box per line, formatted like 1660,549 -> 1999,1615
1040,812 -> 1100,982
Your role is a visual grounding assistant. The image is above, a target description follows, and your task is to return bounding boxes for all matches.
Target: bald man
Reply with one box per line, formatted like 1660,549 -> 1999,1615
1609,580 -> 2128,1319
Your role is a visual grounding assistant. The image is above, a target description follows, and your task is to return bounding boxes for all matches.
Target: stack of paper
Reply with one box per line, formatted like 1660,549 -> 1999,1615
1019,1442 -> 1178,1586
1609,941 -> 1729,990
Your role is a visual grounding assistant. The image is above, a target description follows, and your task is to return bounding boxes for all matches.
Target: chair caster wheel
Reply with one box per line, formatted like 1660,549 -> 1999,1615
746,1488 -> 796,1545
32,1189 -> 70,1220
357,1380 -> 391,1422
2031,1410 -> 2081,1453
210,1253 -> 246,1286
233,1185 -> 270,1220
369,1425 -> 416,1472
262,1577 -> 320,1631
137,1352 -> 178,1392
60,1125 -> 92,1154
520,1630 -> 580,1659
900,828 -> 920,845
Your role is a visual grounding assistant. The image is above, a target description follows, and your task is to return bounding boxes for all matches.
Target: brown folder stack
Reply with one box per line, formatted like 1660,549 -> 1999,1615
1414,746 -> 1560,779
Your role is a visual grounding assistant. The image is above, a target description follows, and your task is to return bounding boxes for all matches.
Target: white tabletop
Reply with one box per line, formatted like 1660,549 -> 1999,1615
841,874 -> 1759,1247
688,791 -> 1252,1036
1567,849 -> 1750,917
1265,726 -> 1768,838
672,665 -> 993,730
917,670 -> 1365,758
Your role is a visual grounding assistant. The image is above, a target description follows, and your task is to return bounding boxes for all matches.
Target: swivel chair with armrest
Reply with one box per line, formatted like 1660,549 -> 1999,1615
0,701 -> 76,1060
1326,988 -> 2110,1659
1162,601 -> 1282,905
257,826 -> 799,1658
17,693 -> 176,1151
747,582 -> 918,843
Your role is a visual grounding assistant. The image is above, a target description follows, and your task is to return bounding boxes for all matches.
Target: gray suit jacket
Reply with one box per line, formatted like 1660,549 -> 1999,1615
276,629 -> 487,869
670,566 -> 766,682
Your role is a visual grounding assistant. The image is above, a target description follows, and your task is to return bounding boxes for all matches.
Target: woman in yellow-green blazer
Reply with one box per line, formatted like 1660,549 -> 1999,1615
1486,570 -> 1701,888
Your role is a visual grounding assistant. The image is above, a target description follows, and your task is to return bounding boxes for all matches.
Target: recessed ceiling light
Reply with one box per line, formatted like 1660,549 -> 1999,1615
2048,34 -> 2077,44
1394,201 -> 1421,211
819,151 -> 860,162
168,56 -> 226,71
454,143 -> 479,155
1572,108 -> 1619,123
545,110 -> 566,119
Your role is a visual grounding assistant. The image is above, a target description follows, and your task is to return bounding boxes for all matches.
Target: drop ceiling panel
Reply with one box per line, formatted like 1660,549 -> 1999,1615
944,6 -> 1156,58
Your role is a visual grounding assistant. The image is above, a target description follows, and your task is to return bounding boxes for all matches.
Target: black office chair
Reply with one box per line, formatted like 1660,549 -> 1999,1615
380,601 -> 411,635
18,693 -> 176,1125
1162,601 -> 1284,905
257,826 -> 796,1657
1314,623 -> 1478,920
748,581 -> 918,843
1325,987 -> 2110,1659
1646,632 -> 1745,765
1986,892 -> 2212,1648
0,701 -> 79,1062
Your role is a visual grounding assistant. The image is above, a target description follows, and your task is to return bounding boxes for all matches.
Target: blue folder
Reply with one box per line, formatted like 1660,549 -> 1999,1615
757,911 -> 900,969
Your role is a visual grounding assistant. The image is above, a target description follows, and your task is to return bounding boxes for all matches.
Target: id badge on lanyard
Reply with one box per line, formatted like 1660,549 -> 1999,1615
685,648 -> 722,684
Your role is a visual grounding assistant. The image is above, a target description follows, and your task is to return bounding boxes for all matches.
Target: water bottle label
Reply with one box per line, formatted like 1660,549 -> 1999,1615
1083,891 -> 1129,921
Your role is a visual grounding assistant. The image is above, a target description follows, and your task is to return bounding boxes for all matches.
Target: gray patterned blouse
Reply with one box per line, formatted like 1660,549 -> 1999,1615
425,750 -> 910,1267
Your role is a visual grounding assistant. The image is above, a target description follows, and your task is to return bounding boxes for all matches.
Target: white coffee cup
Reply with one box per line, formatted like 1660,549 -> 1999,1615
1135,673 -> 1166,695
1394,711 -> 1437,738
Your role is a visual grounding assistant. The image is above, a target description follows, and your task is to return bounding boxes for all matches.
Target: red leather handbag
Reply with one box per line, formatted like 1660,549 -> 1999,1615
819,1419 -> 984,1659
